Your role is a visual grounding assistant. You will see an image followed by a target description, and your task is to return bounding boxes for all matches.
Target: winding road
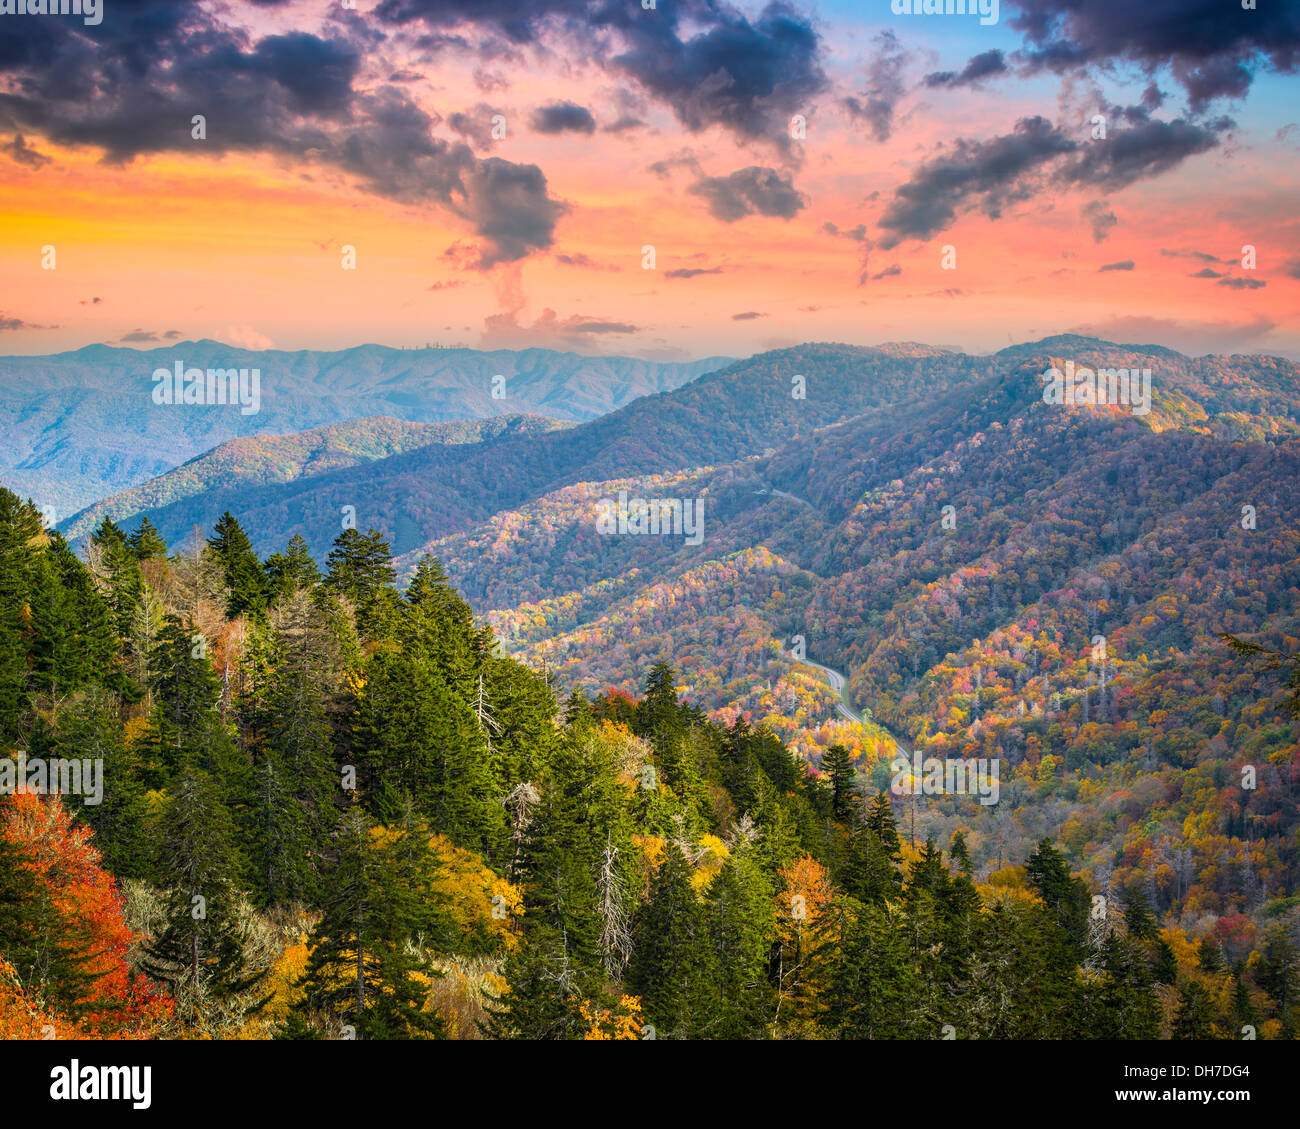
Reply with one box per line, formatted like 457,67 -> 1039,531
799,656 -> 912,757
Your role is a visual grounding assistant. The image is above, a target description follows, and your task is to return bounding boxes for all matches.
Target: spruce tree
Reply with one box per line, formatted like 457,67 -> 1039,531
142,767 -> 266,1027
822,743 -> 856,822
293,806 -> 443,1039
627,843 -> 714,1039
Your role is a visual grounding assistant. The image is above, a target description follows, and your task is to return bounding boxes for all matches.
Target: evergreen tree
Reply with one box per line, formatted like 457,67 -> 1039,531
949,829 -> 972,875
702,846 -> 776,1038
822,743 -> 856,822
325,528 -> 397,638
823,899 -> 918,1039
1171,980 -> 1217,1039
127,517 -> 168,561
142,767 -> 266,1026
262,534 -> 321,601
1025,838 -> 1091,954
863,791 -> 902,862
293,806 -> 443,1039
207,512 -> 267,618
627,843 -> 714,1039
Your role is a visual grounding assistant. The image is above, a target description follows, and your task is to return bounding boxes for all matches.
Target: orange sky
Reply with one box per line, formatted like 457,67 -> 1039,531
1,1 -> 1296,359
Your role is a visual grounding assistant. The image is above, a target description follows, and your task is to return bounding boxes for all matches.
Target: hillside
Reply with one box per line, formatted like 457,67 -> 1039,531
59,414 -> 571,543
0,342 -> 730,516
77,342 -> 1003,561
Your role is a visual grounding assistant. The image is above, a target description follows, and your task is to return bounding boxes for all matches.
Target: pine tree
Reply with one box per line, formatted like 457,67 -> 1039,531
207,512 -> 267,618
702,845 -> 775,1037
949,830 -> 972,875
863,791 -> 902,862
141,767 -> 266,1028
627,843 -> 714,1039
822,743 -> 856,822
127,517 -> 168,561
823,899 -> 918,1039
352,649 -> 504,855
325,528 -> 397,638
262,534 -> 322,602
1171,980 -> 1217,1039
293,806 -> 443,1039
1025,838 -> 1091,954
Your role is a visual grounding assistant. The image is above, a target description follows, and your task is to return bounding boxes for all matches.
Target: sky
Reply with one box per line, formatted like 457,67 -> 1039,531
1,0 -> 1297,360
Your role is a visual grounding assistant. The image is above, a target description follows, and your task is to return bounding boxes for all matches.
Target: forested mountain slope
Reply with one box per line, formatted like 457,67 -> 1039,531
0,342 -> 729,515
3,491 -> 1294,1040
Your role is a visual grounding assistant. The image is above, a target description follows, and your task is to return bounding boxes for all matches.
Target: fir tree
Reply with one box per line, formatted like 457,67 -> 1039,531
293,806 -> 443,1039
627,843 -> 714,1039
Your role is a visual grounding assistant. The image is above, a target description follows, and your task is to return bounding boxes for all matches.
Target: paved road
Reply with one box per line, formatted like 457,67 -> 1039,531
800,656 -> 911,757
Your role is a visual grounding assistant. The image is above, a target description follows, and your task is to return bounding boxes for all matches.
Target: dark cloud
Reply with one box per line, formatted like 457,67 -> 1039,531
377,0 -> 827,152
450,157 -> 569,268
822,220 -> 871,284
688,166 -> 806,222
871,264 -> 902,280
731,311 -> 766,321
530,101 -> 596,134
822,221 -> 868,242
1008,0 -> 1300,111
0,313 -> 56,332
555,253 -> 618,271
1056,116 -> 1227,191
0,3 -> 564,268
2,132 -> 49,168
1098,260 -> 1134,272
447,105 -> 502,149
842,30 -> 910,142
924,49 -> 1007,89
1190,267 -> 1225,278
1161,248 -> 1229,264
119,329 -> 161,342
1217,277 -> 1266,289
664,267 -> 724,279
878,114 -> 1225,247
876,116 -> 1075,247
1284,258 -> 1300,280
1081,200 -> 1117,242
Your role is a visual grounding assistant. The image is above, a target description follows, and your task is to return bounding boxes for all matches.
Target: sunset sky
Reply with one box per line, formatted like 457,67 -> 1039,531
2,0 -> 1297,359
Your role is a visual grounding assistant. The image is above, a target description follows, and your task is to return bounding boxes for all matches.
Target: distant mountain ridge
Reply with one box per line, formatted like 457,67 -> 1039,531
59,413 -> 572,543
0,340 -> 731,516
67,335 -> 1300,564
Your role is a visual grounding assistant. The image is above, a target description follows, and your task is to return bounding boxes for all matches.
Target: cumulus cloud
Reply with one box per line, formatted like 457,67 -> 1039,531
530,101 -> 597,134
877,113 -> 1225,248
688,166 -> 806,222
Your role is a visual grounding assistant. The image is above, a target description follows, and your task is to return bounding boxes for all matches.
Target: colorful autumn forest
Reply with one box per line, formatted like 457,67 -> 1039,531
0,486 -> 1296,1040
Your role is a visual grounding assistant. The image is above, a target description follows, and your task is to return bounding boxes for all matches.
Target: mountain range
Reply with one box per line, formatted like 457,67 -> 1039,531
8,332 -> 1300,918
0,341 -> 729,517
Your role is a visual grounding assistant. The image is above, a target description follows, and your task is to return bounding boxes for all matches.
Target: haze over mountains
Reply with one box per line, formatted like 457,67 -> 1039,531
7,330 -> 1300,958
0,341 -> 729,516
